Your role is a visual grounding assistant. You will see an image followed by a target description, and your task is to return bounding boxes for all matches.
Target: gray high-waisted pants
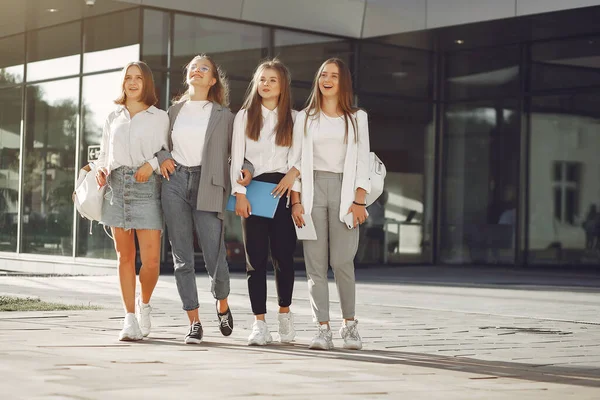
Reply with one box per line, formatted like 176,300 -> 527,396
303,171 -> 359,323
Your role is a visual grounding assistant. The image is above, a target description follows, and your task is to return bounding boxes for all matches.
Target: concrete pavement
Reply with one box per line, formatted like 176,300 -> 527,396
1,266 -> 599,399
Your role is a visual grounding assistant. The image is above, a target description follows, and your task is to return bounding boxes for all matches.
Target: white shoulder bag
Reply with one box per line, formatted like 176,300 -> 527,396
365,152 -> 386,207
74,163 -> 105,222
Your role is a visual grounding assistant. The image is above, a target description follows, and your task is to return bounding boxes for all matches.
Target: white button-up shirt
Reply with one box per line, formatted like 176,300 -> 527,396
96,105 -> 169,173
230,105 -> 297,195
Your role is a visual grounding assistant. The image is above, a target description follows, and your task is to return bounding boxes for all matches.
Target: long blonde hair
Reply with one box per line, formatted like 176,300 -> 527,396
304,58 -> 358,142
174,54 -> 229,106
241,59 -> 294,147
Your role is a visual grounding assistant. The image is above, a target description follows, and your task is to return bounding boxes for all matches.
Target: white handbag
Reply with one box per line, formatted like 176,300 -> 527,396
365,152 -> 386,207
74,163 -> 105,222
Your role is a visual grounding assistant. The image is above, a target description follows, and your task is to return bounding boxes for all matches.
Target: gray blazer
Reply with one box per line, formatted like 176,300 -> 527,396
156,101 -> 252,219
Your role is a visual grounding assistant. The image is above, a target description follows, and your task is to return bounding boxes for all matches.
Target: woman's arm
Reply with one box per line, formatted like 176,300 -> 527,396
230,110 -> 248,195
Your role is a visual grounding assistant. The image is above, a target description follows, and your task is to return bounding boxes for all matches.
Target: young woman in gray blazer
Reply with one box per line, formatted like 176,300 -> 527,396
157,54 -> 251,344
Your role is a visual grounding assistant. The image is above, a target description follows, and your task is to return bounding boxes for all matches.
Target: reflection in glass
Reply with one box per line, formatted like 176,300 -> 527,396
445,46 -> 519,100
77,72 -> 122,259
358,43 -> 432,98
0,34 -> 24,85
83,10 -> 140,74
528,94 -> 600,265
356,96 -> 435,264
0,87 -> 22,251
532,37 -> 600,91
143,9 -> 170,68
22,79 -> 79,255
27,22 -> 81,81
173,15 -> 268,79
275,30 -> 353,84
441,101 -> 519,264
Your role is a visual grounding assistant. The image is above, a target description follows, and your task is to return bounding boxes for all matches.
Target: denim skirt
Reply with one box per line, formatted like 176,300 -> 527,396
100,166 -> 163,231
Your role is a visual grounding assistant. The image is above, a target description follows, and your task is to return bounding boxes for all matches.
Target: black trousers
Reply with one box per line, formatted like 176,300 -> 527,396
242,172 -> 297,315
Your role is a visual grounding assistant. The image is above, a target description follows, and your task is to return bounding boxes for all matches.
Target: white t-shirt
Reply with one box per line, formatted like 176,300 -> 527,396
313,112 -> 347,173
171,100 -> 213,167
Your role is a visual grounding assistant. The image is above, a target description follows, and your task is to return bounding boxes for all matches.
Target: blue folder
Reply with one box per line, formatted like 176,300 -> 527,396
226,180 -> 279,219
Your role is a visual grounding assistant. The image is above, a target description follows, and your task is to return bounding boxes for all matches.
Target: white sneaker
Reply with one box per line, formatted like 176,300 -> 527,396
135,296 -> 152,337
248,320 -> 273,346
278,312 -> 296,343
309,324 -> 334,350
119,313 -> 143,341
339,319 -> 363,350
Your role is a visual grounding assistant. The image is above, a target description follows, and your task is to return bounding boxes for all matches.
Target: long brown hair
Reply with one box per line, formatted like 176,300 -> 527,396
304,58 -> 358,142
174,54 -> 229,106
114,61 -> 158,106
241,59 -> 293,147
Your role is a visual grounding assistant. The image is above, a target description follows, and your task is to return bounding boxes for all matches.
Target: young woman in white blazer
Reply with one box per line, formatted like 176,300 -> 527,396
231,59 -> 299,346
289,58 -> 370,351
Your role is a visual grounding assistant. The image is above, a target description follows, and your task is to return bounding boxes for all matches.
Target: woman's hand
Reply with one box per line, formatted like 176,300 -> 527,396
291,203 -> 305,228
235,194 -> 252,218
96,167 -> 107,188
237,169 -> 252,187
272,168 -> 298,199
348,203 -> 368,228
160,159 -> 177,180
134,162 -> 154,183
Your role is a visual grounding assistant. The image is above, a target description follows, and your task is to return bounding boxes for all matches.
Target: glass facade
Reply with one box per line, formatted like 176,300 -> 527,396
1,0 -> 599,268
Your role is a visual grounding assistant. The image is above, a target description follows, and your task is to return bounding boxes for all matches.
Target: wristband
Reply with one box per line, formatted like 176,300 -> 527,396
353,201 -> 367,206
291,202 -> 301,207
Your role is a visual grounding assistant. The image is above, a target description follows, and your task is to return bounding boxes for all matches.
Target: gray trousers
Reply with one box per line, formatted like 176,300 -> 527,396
161,165 -> 230,311
303,171 -> 359,323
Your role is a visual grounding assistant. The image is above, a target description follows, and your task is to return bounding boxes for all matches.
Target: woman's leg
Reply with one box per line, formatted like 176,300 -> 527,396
112,227 -> 137,313
136,229 -> 161,303
269,196 -> 297,313
193,209 -> 233,336
242,214 -> 270,319
302,183 -> 331,326
161,172 -> 200,324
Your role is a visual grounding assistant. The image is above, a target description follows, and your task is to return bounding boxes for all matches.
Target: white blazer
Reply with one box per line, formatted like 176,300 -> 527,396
289,108 -> 371,222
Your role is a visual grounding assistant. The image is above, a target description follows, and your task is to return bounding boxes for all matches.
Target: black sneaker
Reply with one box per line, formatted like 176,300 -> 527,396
184,322 -> 203,344
216,302 -> 233,336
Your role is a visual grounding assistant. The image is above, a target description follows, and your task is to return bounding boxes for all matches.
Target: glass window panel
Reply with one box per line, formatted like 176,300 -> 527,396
358,43 -> 432,98
528,94 -> 600,265
26,22 -> 81,81
356,95 -> 435,264
173,15 -> 268,80
0,87 -> 22,251
274,30 -> 353,84
0,34 -> 24,85
445,45 -> 520,100
22,78 -> 79,255
531,36 -> 600,92
77,72 -> 122,259
83,9 -> 140,73
553,161 -> 562,181
142,9 -> 169,69
441,100 -> 520,264
553,187 -> 562,220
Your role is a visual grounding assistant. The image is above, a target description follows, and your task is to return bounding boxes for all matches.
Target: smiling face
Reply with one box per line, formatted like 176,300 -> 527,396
187,57 -> 216,89
318,62 -> 340,99
257,68 -> 281,102
123,65 -> 144,102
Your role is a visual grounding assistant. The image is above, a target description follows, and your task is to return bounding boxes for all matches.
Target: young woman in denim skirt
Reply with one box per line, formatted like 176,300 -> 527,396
96,61 -> 169,341
231,59 -> 300,346
289,58 -> 371,351
157,54 -> 252,344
